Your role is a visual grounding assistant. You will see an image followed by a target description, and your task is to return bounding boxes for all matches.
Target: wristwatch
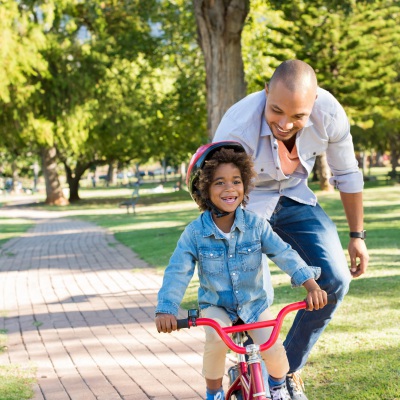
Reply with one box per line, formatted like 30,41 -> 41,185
349,230 -> 367,240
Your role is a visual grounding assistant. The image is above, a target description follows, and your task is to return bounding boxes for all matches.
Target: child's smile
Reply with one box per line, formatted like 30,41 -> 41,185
209,163 -> 244,214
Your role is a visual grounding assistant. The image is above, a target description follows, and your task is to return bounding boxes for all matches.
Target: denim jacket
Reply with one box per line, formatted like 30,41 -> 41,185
156,207 -> 320,323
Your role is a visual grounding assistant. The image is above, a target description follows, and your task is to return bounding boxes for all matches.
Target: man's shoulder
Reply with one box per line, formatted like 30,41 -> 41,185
224,90 -> 266,120
214,90 -> 265,146
313,87 -> 344,117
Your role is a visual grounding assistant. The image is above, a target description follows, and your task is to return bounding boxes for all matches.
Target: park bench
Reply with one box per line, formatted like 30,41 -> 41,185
119,186 -> 140,214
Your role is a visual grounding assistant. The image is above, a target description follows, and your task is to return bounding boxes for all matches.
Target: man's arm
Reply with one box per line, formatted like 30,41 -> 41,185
340,191 -> 369,278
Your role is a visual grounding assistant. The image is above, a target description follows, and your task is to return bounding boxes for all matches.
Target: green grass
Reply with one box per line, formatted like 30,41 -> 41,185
0,218 -> 34,249
0,365 -> 35,400
1,177 -> 399,399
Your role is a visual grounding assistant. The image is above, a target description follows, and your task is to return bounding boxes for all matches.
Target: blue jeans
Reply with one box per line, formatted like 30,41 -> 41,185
269,197 -> 351,372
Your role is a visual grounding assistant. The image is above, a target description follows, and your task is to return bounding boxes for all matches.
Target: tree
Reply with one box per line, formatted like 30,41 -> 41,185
193,0 -> 250,137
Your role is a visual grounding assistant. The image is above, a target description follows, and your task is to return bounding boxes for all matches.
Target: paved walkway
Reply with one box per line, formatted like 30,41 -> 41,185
0,207 -> 233,399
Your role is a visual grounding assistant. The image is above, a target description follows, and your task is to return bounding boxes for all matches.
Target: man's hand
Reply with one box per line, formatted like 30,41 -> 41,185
155,313 -> 177,333
348,238 -> 369,278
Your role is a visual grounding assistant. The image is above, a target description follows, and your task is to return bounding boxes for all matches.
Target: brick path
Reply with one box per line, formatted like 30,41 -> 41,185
0,209 -> 233,399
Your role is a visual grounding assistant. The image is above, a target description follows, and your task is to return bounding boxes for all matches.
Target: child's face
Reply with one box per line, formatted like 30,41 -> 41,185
209,163 -> 244,213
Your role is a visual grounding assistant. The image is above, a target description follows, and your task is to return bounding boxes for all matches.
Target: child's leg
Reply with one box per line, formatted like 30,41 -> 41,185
201,307 -> 231,397
248,308 -> 289,381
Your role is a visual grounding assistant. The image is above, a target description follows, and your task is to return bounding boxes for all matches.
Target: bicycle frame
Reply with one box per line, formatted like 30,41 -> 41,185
178,300 -> 308,400
177,295 -> 336,400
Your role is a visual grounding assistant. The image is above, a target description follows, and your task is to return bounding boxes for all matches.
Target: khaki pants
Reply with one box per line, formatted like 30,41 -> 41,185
202,306 -> 289,380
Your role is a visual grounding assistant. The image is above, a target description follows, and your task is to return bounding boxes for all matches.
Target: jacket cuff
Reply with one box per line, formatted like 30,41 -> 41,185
155,301 -> 179,317
291,266 -> 321,288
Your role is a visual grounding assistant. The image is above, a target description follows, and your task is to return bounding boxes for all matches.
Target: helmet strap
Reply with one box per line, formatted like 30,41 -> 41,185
205,199 -> 231,218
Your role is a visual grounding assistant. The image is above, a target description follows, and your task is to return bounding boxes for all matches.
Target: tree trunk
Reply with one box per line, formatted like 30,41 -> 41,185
390,136 -> 399,173
193,0 -> 250,137
316,153 -> 333,192
11,160 -> 19,193
106,163 -> 115,187
41,146 -> 69,205
64,161 -> 91,202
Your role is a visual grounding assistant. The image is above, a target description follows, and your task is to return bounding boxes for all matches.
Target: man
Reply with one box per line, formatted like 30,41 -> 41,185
213,59 -> 369,400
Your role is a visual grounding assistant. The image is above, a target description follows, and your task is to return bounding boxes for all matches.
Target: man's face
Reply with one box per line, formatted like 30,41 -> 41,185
264,80 -> 317,143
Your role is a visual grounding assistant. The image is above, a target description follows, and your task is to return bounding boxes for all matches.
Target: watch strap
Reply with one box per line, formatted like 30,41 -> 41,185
349,230 -> 366,239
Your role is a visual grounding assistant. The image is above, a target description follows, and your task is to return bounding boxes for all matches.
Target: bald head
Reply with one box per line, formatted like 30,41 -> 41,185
269,60 -> 318,94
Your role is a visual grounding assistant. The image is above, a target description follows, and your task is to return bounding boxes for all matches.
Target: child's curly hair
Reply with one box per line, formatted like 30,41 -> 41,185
192,148 -> 256,212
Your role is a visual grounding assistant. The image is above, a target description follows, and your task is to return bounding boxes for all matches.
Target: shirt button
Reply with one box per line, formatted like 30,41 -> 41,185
261,168 -> 264,172
229,254 -> 233,258
232,272 -> 236,276
247,249 -> 251,252
313,152 -> 316,155
276,167 -> 279,170
235,290 -> 238,294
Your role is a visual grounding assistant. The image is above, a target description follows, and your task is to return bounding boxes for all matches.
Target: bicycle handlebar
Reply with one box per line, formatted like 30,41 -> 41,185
176,294 -> 337,354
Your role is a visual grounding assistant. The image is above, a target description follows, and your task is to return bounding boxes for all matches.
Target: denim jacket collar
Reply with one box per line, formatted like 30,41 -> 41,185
201,208 -> 246,238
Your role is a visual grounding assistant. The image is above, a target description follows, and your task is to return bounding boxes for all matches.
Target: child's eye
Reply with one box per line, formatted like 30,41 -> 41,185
234,180 -> 242,185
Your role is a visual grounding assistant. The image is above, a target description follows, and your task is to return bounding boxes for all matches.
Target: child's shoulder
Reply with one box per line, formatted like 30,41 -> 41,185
242,207 -> 262,219
241,207 -> 265,226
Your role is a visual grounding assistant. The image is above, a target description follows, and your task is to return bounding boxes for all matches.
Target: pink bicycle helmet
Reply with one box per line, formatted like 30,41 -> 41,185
186,141 -> 246,199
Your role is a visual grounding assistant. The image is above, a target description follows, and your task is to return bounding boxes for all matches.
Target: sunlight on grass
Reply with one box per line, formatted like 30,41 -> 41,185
0,218 -> 33,247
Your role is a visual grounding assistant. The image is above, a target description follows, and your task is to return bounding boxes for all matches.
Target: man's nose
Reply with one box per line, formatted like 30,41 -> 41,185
278,117 -> 294,130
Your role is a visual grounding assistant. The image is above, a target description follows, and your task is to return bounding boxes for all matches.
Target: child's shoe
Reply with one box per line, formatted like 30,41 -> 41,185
269,382 -> 291,400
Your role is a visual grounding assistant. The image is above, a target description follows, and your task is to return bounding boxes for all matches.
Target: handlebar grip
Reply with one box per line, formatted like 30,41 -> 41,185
177,319 -> 189,329
327,293 -> 337,304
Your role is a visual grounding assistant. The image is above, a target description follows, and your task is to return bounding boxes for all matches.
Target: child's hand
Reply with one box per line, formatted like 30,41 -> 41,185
305,288 -> 327,311
303,279 -> 328,311
155,313 -> 177,333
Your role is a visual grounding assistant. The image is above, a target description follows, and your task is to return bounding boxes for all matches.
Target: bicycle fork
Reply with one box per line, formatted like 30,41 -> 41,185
227,335 -> 270,400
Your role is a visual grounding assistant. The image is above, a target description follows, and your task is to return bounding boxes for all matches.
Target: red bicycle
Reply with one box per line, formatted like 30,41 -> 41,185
177,294 -> 337,400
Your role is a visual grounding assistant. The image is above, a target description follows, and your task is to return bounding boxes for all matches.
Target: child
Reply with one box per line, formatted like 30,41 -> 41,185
155,141 -> 327,400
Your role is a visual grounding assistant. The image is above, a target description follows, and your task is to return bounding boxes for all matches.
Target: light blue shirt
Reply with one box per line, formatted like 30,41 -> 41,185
156,208 -> 320,323
214,88 -> 364,219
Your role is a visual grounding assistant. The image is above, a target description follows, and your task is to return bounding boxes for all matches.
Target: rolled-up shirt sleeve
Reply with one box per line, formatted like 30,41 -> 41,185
323,96 -> 364,193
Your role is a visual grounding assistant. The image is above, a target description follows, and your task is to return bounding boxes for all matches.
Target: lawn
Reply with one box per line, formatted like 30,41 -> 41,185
0,174 -> 399,399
